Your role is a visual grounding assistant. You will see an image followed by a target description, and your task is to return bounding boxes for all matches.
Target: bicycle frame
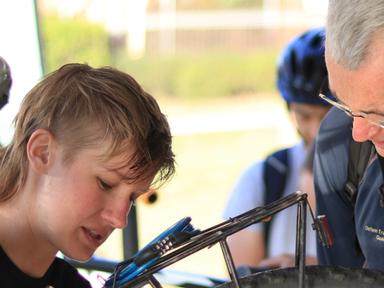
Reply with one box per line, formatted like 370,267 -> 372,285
110,191 -> 330,288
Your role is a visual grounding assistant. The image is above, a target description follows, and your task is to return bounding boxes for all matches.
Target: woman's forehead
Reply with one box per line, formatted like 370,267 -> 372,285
97,147 -> 136,169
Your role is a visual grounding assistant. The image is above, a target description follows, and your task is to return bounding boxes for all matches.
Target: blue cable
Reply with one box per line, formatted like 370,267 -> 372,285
105,217 -> 199,288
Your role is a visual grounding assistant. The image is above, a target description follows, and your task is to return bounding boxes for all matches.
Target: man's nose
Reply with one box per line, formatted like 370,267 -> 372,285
352,117 -> 381,142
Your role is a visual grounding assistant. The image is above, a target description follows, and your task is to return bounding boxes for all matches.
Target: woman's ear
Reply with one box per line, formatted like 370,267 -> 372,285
27,128 -> 57,174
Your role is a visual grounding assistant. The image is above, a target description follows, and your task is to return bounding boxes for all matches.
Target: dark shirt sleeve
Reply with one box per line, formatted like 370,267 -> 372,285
49,258 -> 92,288
314,107 -> 365,267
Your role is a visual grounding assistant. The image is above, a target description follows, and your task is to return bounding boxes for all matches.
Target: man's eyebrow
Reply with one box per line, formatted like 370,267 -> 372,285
330,89 -> 384,116
363,108 -> 384,116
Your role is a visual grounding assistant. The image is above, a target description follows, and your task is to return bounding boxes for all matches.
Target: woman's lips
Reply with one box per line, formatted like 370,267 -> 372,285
81,227 -> 106,248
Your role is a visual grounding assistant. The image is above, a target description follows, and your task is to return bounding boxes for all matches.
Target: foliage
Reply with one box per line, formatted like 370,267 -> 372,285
40,15 -> 278,100
215,0 -> 263,9
170,0 -> 263,11
115,50 -> 278,100
40,16 -> 111,73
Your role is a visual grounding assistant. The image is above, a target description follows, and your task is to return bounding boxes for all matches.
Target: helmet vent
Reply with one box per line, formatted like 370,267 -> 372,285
309,34 -> 322,49
303,57 -> 314,80
290,50 -> 297,75
276,27 -> 332,105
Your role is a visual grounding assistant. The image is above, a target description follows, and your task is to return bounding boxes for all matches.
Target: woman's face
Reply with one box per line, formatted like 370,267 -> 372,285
30,143 -> 153,261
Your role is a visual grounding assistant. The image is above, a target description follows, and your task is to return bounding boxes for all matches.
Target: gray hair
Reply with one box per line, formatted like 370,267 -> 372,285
326,0 -> 384,69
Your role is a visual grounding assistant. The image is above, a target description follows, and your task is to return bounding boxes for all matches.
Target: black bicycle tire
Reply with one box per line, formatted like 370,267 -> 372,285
216,265 -> 384,288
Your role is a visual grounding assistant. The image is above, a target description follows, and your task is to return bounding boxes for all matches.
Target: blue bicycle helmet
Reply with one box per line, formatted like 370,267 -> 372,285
277,27 -> 332,106
0,56 -> 12,110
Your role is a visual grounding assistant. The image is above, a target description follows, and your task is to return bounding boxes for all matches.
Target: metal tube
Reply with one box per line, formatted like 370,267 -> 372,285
123,206 -> 139,259
220,240 -> 242,288
295,199 -> 307,288
147,275 -> 162,288
123,192 -> 309,287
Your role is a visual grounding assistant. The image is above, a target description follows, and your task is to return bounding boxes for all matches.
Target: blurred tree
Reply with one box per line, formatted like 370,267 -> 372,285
40,15 -> 111,73
114,50 -> 277,100
147,0 -> 263,11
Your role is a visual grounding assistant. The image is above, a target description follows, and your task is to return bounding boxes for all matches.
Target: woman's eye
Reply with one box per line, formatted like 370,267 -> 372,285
98,178 -> 113,190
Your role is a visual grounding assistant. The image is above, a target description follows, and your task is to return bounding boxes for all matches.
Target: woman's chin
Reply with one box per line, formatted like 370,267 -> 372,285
62,249 -> 94,262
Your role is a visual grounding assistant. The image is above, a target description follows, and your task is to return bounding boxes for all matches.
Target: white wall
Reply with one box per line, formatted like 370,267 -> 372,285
0,0 -> 43,144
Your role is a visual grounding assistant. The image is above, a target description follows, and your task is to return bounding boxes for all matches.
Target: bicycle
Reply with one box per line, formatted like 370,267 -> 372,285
103,191 -> 384,288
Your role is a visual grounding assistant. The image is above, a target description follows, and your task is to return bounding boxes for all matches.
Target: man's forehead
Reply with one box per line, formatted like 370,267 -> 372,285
323,49 -> 338,96
324,50 -> 384,116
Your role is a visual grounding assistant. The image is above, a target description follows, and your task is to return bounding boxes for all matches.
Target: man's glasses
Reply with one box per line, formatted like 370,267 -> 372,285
319,93 -> 384,128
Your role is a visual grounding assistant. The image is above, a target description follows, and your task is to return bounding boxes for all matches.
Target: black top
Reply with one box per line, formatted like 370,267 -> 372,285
0,246 -> 91,288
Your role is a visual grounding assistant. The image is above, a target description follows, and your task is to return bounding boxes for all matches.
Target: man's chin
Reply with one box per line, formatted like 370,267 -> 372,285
373,144 -> 384,159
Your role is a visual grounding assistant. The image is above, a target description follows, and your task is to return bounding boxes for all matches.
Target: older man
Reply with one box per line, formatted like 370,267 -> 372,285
314,0 -> 384,269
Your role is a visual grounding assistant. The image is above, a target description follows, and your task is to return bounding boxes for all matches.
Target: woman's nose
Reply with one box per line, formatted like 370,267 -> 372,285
102,199 -> 132,229
352,117 -> 381,142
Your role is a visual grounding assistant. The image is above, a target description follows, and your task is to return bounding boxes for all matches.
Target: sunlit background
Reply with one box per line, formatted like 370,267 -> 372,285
0,0 -> 328,286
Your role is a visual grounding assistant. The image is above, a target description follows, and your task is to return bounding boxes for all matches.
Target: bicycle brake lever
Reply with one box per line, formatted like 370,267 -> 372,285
312,214 -> 334,248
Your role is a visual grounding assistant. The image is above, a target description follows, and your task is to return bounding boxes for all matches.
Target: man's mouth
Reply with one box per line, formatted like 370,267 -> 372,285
372,140 -> 384,148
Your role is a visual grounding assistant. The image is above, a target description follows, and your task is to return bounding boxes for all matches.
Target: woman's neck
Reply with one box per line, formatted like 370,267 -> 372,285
0,195 -> 57,278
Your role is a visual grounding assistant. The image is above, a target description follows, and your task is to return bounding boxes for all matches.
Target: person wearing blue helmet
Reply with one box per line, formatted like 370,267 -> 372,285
223,27 -> 332,270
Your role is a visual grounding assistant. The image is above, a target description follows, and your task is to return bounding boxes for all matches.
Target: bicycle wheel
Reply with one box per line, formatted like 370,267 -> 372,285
216,265 -> 384,288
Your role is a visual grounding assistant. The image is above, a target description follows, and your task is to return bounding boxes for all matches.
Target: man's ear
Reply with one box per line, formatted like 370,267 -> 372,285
27,128 -> 57,174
